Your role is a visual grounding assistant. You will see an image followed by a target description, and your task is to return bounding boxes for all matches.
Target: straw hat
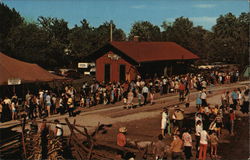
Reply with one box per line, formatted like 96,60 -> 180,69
119,127 -> 127,133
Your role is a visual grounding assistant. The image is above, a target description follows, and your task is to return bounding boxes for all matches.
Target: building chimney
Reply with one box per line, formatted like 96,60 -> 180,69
133,36 -> 139,42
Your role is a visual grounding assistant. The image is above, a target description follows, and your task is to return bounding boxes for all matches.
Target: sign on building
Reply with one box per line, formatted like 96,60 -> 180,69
84,72 -> 90,75
78,63 -> 89,68
8,78 -> 21,85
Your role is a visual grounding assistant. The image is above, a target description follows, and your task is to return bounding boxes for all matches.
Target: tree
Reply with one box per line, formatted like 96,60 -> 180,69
161,17 -> 209,58
129,21 -> 161,41
0,3 -> 24,53
212,13 -> 238,39
210,12 -> 249,67
68,20 -> 126,62
38,16 -> 70,67
162,17 -> 193,47
6,23 -> 56,68
68,19 -> 95,61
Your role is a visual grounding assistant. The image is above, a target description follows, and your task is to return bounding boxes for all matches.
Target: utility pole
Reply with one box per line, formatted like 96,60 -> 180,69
110,21 -> 113,42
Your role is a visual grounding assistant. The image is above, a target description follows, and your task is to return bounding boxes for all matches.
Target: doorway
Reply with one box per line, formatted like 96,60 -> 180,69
119,64 -> 126,82
104,64 -> 111,83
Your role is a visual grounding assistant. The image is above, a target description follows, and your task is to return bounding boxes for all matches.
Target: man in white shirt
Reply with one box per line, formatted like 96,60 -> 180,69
142,85 -> 149,105
195,120 -> 202,158
182,128 -> 192,160
199,130 -> 210,160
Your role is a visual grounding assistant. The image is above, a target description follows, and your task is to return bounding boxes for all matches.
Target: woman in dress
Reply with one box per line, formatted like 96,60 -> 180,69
196,91 -> 202,109
161,107 -> 170,137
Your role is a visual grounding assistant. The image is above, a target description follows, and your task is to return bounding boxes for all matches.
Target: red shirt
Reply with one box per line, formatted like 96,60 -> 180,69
230,113 -> 235,121
117,133 -> 126,147
179,83 -> 185,91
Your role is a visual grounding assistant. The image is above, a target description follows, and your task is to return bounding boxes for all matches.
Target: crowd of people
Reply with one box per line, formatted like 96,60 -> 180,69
116,78 -> 248,160
0,70 -> 240,123
166,86 -> 248,160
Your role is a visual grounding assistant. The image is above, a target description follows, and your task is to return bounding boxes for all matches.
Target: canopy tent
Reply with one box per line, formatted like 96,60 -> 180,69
0,52 -> 65,85
243,65 -> 250,78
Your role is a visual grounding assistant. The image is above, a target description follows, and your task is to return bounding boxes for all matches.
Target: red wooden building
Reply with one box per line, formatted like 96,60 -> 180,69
88,41 -> 199,82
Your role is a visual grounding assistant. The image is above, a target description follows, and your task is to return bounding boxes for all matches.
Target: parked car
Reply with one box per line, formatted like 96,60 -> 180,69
65,70 -> 81,79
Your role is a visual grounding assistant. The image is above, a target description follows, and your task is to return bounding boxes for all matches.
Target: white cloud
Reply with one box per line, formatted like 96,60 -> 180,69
163,16 -> 217,30
193,4 -> 216,8
131,5 -> 146,9
189,16 -> 217,23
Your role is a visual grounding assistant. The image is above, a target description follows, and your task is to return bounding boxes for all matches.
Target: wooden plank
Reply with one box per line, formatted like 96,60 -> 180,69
67,119 -> 76,146
0,134 -> 21,145
87,142 -> 94,160
20,118 -> 27,159
96,141 -> 139,153
65,118 -> 116,159
71,124 -> 88,137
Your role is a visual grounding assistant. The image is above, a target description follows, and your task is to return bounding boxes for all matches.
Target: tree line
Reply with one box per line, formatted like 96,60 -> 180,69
0,3 -> 249,70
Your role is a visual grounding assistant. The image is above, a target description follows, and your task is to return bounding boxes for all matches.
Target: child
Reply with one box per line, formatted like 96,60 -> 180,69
210,131 -> 219,158
96,92 -> 100,105
150,88 -> 155,105
86,96 -> 90,108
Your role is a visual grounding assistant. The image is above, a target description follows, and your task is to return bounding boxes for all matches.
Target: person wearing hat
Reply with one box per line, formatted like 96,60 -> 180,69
117,127 -> 127,147
173,107 -> 184,130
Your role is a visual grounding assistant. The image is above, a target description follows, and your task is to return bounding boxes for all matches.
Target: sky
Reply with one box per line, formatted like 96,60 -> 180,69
2,0 -> 248,34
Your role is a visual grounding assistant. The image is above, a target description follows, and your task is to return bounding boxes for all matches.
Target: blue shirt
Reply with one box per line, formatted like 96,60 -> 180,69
231,91 -> 238,100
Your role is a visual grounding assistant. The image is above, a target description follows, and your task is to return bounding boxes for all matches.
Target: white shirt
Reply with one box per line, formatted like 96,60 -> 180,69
195,125 -> 202,136
162,112 -> 168,120
163,79 -> 167,85
56,124 -> 63,136
201,92 -> 207,99
200,130 -> 208,144
142,86 -> 149,93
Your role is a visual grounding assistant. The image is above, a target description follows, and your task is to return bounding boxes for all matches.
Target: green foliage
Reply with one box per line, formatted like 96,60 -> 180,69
129,21 -> 161,41
0,3 -> 23,52
210,12 -> 249,67
68,20 -> 126,63
162,17 -> 209,59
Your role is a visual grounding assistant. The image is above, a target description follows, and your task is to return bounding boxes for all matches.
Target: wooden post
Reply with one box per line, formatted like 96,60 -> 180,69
87,142 -> 94,160
67,119 -> 76,146
21,117 -> 27,159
